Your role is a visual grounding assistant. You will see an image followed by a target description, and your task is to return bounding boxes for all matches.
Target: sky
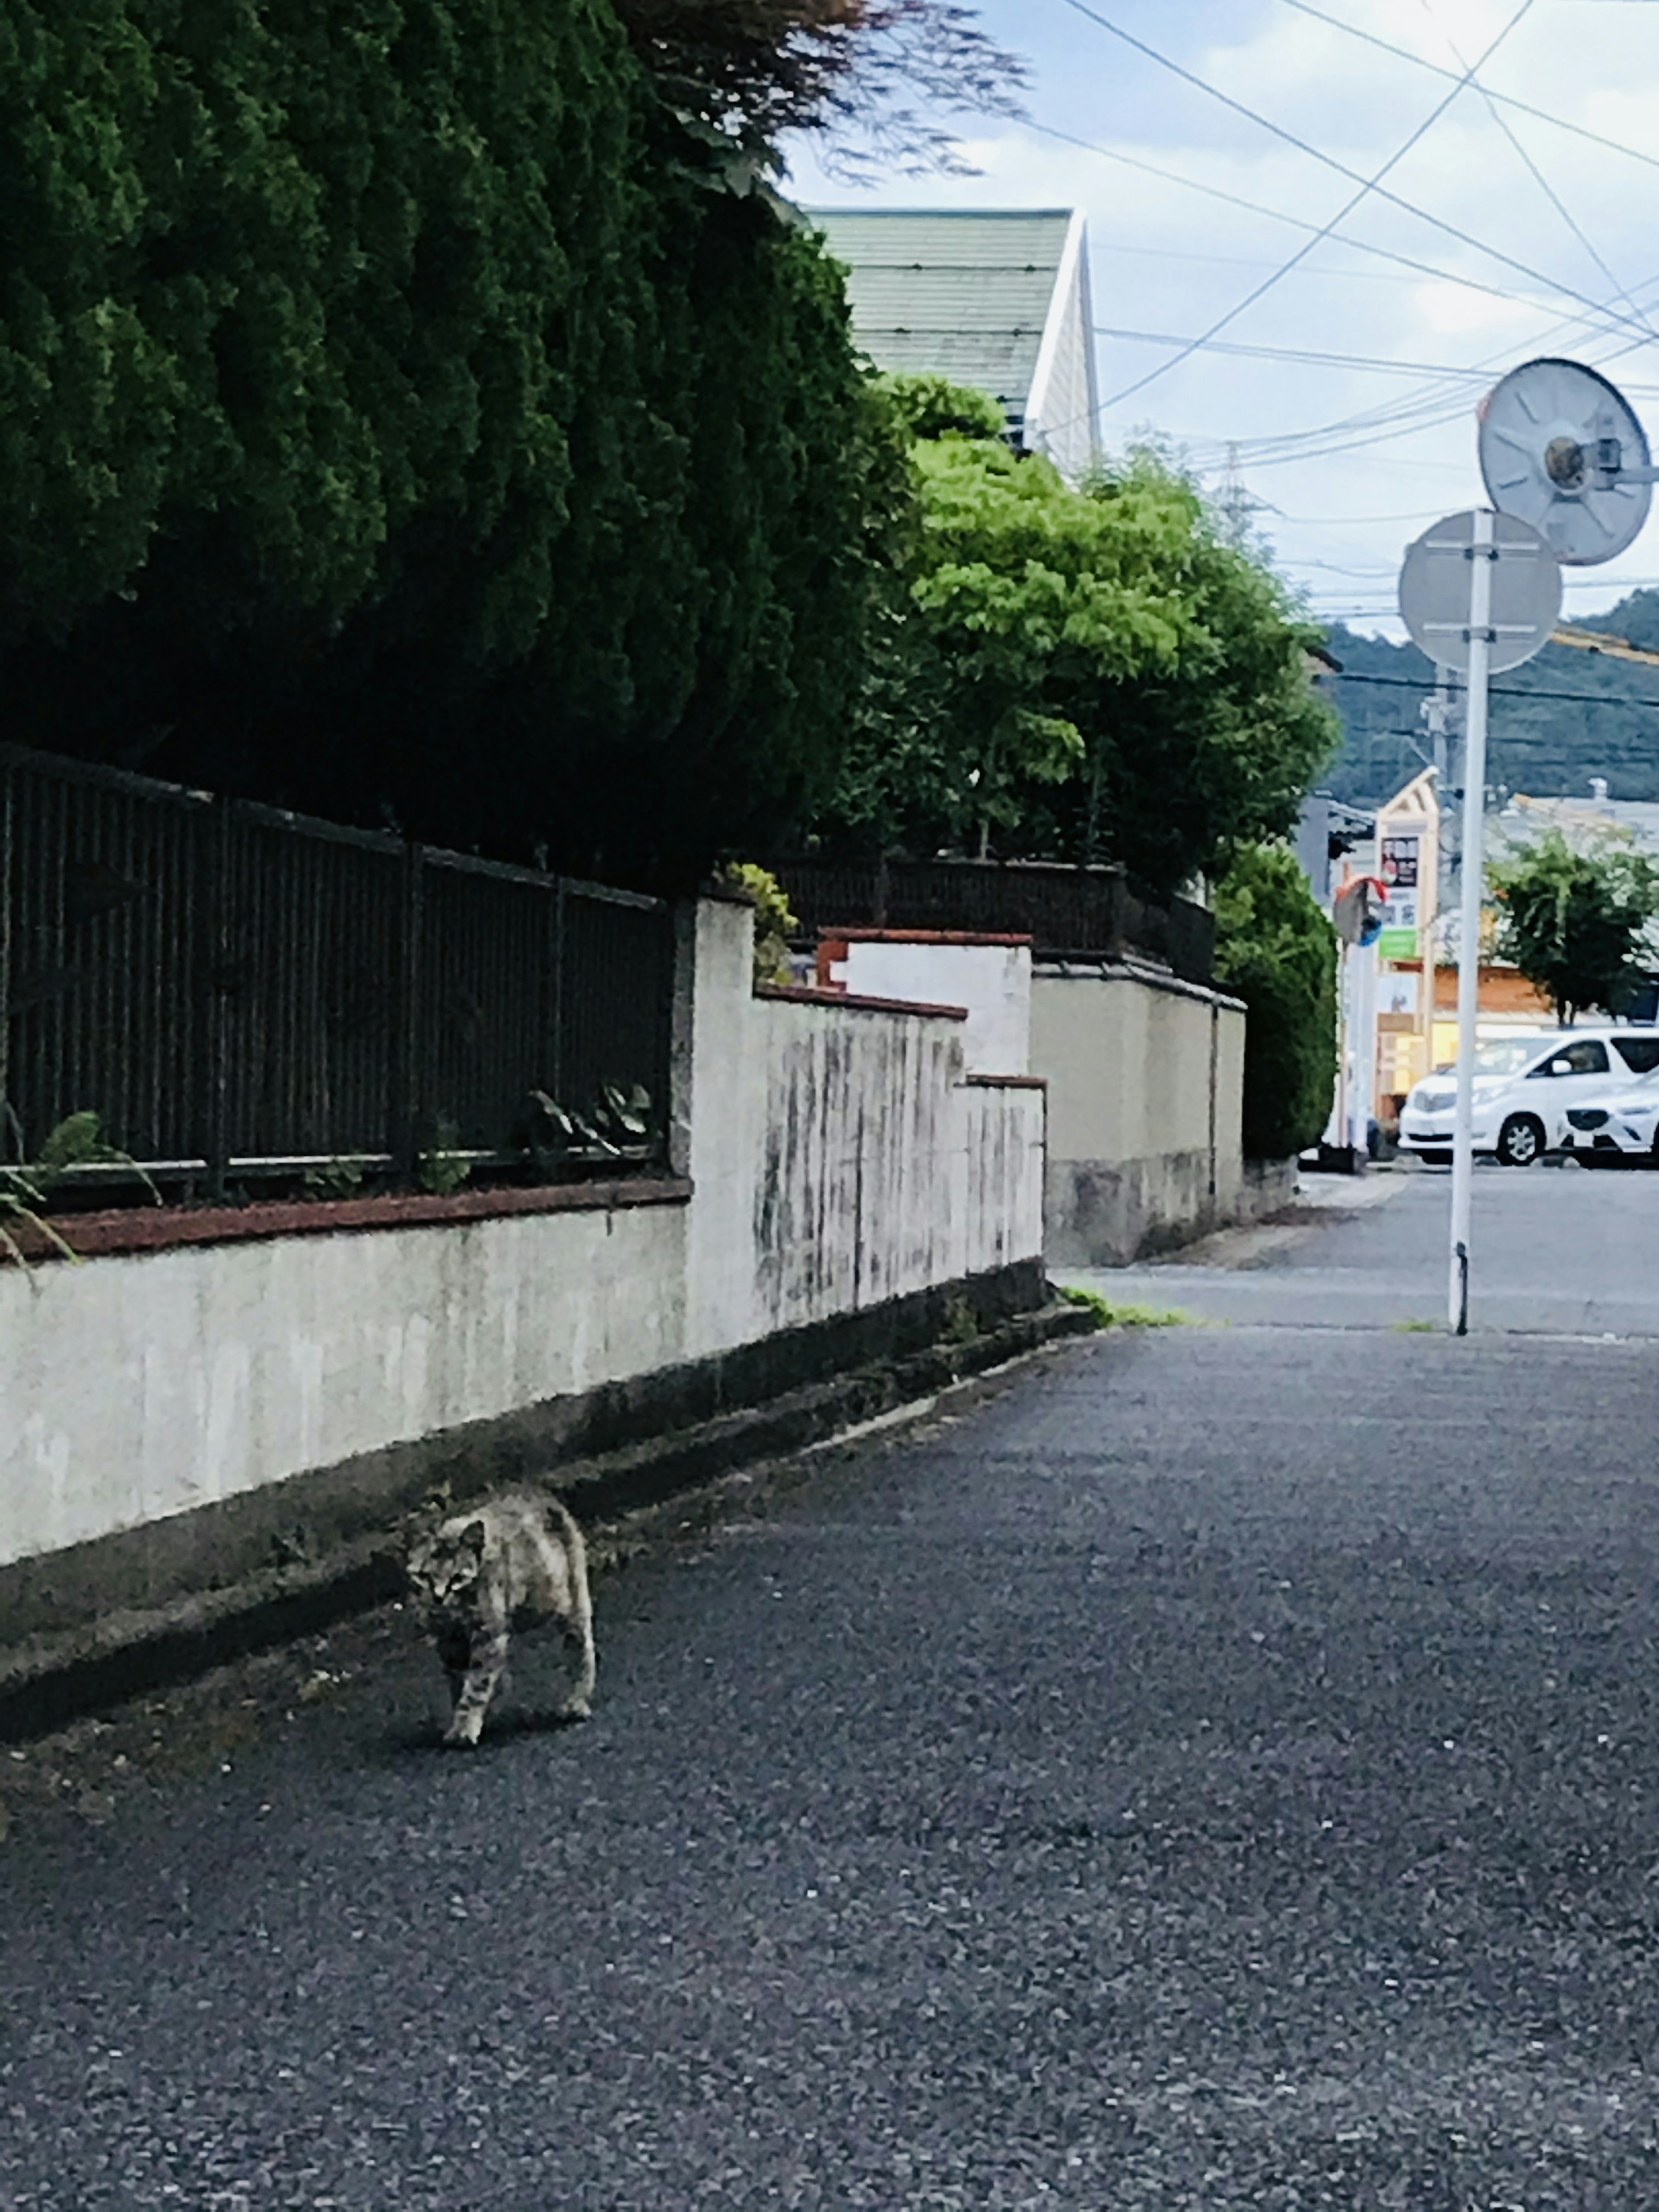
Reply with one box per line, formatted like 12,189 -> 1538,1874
782,0 -> 1659,641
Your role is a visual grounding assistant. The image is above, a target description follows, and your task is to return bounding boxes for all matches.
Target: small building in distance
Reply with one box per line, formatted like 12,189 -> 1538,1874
809,207 -> 1098,481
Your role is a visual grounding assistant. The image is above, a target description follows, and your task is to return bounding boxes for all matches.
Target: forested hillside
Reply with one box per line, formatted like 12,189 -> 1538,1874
1321,591 -> 1659,810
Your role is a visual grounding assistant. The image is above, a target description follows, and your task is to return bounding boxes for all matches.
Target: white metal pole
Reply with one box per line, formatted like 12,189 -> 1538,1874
1330,941 -> 1349,1152
1449,510 -> 1494,1334
1351,936 -> 1377,1160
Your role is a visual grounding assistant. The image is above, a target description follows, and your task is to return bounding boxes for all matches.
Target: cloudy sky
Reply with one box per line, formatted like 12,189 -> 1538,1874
783,0 -> 1659,639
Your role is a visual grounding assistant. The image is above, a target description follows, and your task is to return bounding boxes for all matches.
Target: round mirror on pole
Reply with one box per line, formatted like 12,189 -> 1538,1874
1478,357 -> 1652,565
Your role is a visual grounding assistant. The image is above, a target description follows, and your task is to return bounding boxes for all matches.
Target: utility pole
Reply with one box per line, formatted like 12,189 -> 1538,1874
1421,663 -> 1459,938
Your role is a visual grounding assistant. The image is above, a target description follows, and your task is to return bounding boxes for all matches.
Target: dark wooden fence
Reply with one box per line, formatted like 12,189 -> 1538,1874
0,745 -> 674,1192
765,856 -> 1215,986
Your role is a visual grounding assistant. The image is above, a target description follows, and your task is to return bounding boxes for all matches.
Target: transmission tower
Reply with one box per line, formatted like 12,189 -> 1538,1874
1216,443 -> 1271,550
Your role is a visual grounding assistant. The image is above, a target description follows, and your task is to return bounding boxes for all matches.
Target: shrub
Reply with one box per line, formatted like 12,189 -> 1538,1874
1214,842 -> 1338,1161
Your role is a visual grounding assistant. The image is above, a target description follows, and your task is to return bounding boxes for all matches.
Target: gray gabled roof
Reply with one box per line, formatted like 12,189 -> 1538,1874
807,209 -> 1079,423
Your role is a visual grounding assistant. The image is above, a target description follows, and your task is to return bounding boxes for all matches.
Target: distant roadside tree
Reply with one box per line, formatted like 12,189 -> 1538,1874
1488,829 -> 1659,1025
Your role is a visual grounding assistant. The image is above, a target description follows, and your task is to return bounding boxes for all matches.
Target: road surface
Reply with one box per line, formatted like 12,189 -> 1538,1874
2,1165 -> 1656,2206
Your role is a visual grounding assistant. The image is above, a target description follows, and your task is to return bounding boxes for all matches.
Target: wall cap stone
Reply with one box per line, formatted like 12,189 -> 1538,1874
2,1177 -> 693,1267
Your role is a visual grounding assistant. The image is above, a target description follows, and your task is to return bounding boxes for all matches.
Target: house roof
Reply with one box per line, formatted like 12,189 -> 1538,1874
807,209 -> 1080,424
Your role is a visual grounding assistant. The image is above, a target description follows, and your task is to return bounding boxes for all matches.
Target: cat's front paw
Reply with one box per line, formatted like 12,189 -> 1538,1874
442,1715 -> 484,1748
557,1696 -> 591,1723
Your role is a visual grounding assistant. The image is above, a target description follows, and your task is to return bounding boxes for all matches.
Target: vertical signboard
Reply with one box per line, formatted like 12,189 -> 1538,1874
1376,833 -> 1420,960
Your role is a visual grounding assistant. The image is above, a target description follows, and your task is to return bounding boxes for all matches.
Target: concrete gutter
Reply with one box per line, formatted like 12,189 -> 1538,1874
0,1298 -> 1097,1744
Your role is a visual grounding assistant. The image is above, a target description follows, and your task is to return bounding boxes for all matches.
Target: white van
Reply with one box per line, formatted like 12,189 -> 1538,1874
1398,1027 -> 1659,1166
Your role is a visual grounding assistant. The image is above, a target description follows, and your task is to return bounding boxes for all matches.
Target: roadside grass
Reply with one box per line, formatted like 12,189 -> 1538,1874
1391,1318 -> 1438,1333
1058,1284 -> 1195,1330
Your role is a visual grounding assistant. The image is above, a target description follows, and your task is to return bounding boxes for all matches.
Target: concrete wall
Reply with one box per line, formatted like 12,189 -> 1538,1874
1033,961 -> 1249,1267
0,899 -> 1045,1583
820,934 -> 1033,1076
809,926 -> 1258,1269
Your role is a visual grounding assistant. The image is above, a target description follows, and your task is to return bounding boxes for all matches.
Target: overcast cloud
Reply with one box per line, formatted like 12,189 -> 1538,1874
784,0 -> 1659,639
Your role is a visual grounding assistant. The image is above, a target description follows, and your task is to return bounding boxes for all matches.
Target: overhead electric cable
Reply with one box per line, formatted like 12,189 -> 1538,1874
1414,0 -> 1658,342
1279,0 -> 1659,179
1028,118 -> 1586,322
1084,0 -> 1540,410
1029,101 -> 1659,458
1054,0 -> 1659,360
1330,672 -> 1659,706
1093,327 -> 1511,381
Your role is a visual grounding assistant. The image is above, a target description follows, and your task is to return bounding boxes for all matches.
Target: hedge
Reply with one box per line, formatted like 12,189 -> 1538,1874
0,0 -> 884,889
1214,842 -> 1338,1162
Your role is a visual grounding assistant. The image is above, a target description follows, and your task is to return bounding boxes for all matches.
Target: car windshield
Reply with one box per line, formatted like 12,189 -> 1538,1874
1431,1039 -> 1544,1078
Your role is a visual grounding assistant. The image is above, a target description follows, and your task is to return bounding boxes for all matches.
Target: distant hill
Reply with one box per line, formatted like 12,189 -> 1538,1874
1318,588 -> 1659,810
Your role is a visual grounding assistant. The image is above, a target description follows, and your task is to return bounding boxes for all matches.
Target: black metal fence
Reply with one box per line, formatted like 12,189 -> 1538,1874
0,745 -> 675,1192
766,855 -> 1216,987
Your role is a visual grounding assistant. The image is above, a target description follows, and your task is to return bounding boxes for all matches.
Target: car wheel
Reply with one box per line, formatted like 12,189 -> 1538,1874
1496,1113 -> 1545,1167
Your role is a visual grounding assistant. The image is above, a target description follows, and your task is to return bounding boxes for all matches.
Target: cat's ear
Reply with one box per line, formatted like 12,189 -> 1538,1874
457,1518 -> 487,1563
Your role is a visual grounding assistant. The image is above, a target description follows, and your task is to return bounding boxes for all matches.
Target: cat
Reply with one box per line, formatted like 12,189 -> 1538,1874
405,1490 -> 596,1747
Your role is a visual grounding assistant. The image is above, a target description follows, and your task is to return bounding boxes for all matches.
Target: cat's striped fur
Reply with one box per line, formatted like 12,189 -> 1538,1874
406,1491 -> 595,1746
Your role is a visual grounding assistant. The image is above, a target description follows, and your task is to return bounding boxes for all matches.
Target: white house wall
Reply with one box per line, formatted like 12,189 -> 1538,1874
829,938 -> 1033,1076
1026,211 -> 1098,483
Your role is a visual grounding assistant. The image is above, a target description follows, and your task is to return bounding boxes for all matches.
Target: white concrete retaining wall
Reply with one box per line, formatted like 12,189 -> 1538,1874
1033,961 -> 1249,1267
0,898 -> 1045,1576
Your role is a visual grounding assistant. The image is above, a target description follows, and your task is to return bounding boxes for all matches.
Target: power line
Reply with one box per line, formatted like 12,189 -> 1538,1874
1082,0 -> 1541,410
1093,326 -> 1514,381
1278,0 -> 1659,179
1089,238 -> 1440,286
1330,671 -> 1659,706
1026,102 -> 1659,457
1054,0 -> 1659,362
1026,117 -> 1572,320
1414,0 -> 1659,345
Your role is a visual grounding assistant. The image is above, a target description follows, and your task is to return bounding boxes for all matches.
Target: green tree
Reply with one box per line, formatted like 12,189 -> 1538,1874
0,0 -> 903,889
1488,828 -> 1659,1024
612,1 -> 1027,179
817,380 -> 1339,893
1214,842 -> 1338,1161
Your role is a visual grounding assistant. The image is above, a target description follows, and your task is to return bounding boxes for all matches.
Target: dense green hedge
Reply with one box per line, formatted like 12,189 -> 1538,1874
1214,842 -> 1338,1162
0,0 -> 882,887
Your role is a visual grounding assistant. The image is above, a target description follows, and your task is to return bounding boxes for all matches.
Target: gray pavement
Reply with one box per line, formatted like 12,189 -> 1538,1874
3,1178 -> 1659,2205
1069,1157 -> 1659,1337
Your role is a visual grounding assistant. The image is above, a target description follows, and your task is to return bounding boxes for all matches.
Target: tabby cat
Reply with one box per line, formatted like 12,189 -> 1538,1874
405,1491 -> 596,1746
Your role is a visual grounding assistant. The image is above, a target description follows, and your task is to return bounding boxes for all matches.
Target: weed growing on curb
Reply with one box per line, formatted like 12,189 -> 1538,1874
1058,1285 -> 1192,1330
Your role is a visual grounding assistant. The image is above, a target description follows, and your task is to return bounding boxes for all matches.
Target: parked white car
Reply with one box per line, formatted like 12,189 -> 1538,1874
1398,1027 -> 1659,1166
1556,1074 -> 1659,1162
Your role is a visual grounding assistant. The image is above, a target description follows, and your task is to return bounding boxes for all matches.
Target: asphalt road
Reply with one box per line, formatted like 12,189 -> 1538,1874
1074,1156 -> 1659,1337
3,1174 -> 1658,2207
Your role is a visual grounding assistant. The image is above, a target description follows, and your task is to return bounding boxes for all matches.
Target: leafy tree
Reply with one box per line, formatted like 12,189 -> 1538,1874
817,380 -> 1339,894
1488,828 -> 1659,1024
0,0 -> 901,890
612,0 -> 1027,178
1214,843 -> 1338,1161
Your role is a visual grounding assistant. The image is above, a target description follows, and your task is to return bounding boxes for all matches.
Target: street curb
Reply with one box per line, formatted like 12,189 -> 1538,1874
0,1300 -> 1097,1744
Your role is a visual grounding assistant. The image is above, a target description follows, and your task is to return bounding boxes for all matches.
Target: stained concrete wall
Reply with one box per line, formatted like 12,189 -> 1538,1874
0,898 -> 1045,1581
1033,961 -> 1249,1267
687,900 -> 1043,1355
